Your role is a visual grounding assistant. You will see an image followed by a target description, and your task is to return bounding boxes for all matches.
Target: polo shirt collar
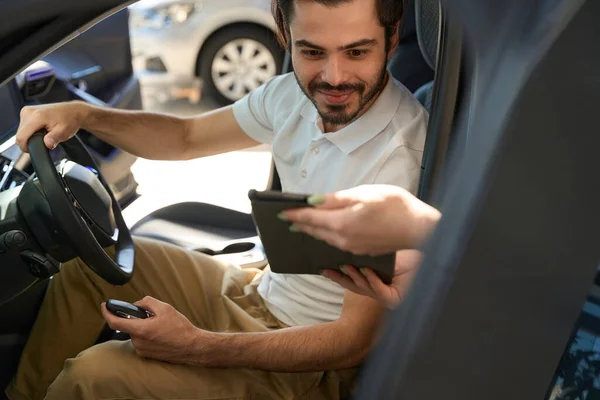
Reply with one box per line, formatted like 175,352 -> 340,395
300,73 -> 402,154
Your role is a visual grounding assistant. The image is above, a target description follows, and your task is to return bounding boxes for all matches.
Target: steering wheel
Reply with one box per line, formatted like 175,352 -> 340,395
27,130 -> 134,285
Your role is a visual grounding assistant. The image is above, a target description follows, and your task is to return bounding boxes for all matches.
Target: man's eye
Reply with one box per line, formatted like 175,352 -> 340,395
349,49 -> 367,58
302,50 -> 323,58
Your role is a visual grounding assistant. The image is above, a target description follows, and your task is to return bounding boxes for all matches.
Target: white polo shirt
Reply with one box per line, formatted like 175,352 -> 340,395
233,72 -> 427,326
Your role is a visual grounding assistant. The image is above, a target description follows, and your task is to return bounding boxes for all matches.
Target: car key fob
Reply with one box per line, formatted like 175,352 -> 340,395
106,299 -> 154,319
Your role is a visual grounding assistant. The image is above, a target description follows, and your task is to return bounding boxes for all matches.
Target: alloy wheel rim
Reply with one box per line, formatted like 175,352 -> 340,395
211,38 -> 277,101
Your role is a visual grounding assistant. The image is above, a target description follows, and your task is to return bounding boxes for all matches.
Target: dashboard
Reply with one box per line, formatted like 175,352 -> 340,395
0,73 -> 138,202
0,44 -> 142,205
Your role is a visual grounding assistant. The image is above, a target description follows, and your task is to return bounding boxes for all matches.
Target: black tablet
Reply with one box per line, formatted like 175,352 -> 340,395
248,189 -> 395,284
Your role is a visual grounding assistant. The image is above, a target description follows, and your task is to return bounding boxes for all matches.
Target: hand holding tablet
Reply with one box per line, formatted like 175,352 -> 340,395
248,189 -> 395,284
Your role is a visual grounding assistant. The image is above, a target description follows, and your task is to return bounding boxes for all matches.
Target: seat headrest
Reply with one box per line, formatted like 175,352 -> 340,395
415,0 -> 441,70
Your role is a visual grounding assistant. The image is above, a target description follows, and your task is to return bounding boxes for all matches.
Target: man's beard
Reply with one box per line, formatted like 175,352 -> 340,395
294,60 -> 388,126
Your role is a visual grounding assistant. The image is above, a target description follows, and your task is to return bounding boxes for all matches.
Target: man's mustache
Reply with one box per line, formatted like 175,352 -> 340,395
309,81 -> 365,93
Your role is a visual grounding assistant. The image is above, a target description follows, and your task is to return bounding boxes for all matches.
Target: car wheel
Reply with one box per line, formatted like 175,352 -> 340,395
199,26 -> 284,105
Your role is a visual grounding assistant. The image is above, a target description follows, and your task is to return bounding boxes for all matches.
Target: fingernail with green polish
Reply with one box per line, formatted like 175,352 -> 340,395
277,212 -> 288,221
307,195 -> 325,206
289,225 -> 299,232
340,266 -> 349,275
360,268 -> 367,277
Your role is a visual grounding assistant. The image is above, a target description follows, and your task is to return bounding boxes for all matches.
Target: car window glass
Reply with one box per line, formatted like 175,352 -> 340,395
547,272 -> 600,399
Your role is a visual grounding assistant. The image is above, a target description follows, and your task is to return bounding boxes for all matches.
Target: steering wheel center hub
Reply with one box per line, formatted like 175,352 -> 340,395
60,161 -> 116,237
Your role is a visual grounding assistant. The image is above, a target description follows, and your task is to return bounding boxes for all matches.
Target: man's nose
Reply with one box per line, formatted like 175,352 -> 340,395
322,57 -> 347,87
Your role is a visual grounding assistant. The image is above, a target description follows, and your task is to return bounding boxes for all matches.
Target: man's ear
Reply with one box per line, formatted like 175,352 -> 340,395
387,22 -> 401,60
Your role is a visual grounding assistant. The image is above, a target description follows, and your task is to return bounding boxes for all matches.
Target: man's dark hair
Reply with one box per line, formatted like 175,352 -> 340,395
271,0 -> 406,50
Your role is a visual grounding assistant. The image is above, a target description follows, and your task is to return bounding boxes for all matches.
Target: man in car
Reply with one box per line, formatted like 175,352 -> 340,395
6,0 -> 427,398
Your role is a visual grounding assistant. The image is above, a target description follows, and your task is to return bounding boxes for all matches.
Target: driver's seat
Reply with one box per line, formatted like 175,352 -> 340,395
129,202 -> 256,250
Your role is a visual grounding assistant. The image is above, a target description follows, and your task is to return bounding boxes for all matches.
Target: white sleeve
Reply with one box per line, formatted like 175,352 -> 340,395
232,75 -> 282,145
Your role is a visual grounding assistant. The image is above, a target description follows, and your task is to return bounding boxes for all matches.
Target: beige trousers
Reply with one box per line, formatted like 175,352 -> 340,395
5,237 -> 355,400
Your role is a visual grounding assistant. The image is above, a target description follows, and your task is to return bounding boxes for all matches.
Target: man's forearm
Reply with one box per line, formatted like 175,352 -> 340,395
78,101 -> 190,160
78,102 -> 259,160
195,320 -> 375,372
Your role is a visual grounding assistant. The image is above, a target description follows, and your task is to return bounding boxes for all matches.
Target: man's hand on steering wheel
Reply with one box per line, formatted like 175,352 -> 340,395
19,101 -> 136,285
16,101 -> 89,152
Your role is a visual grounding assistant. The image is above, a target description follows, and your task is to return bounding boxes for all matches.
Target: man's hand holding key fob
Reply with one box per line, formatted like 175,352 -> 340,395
106,299 -> 155,319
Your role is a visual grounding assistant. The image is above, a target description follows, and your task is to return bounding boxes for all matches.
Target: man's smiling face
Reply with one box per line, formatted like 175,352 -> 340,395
289,0 -> 396,131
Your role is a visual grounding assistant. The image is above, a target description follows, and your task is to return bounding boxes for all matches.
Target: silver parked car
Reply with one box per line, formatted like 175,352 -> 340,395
129,0 -> 284,105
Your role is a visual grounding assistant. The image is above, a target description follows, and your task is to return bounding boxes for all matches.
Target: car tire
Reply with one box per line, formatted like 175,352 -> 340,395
199,26 -> 284,106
